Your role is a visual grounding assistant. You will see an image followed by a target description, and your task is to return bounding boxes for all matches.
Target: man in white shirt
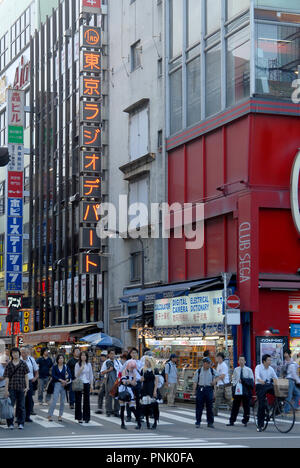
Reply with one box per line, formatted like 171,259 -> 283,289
21,348 -> 39,423
255,354 -> 278,432
227,356 -> 254,427
101,348 -> 122,417
214,352 -> 232,416
282,349 -> 300,413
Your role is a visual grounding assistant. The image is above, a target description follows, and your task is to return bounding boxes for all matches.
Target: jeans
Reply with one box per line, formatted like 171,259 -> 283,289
48,382 -> 66,418
69,389 -> 75,407
285,379 -> 300,413
97,381 -> 106,409
105,381 -> 120,415
196,386 -> 214,425
7,389 -> 25,427
38,377 -> 51,403
25,380 -> 34,420
75,384 -> 91,422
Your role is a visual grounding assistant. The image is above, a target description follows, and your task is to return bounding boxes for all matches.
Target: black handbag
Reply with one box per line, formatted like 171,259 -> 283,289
118,389 -> 131,402
46,379 -> 55,395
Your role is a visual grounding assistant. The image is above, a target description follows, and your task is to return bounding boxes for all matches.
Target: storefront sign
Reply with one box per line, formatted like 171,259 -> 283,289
291,150 -> 300,236
21,309 -> 34,333
81,26 -> 101,48
291,324 -> 300,338
289,294 -> 300,323
154,291 -> 223,327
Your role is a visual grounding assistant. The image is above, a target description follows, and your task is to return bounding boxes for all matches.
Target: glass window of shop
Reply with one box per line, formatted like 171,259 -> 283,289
170,67 -> 183,134
227,26 -> 251,106
255,23 -> 300,99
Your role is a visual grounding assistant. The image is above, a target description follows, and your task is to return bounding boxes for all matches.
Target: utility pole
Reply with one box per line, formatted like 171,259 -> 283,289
223,272 -> 229,362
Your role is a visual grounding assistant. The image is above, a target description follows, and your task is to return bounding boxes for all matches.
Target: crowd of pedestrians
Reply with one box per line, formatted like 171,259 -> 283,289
0,345 -> 299,433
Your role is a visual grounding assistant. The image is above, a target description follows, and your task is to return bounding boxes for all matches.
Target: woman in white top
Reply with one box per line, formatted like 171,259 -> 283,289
74,351 -> 94,424
118,359 -> 141,430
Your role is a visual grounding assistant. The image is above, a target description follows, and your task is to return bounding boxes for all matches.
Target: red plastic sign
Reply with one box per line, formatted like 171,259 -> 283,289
227,295 -> 240,309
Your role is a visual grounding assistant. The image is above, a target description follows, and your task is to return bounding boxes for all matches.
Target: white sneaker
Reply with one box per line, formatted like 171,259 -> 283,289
18,424 -> 24,430
8,425 -> 14,430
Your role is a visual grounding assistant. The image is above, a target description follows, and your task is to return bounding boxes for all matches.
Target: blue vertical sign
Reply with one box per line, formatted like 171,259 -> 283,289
5,89 -> 24,293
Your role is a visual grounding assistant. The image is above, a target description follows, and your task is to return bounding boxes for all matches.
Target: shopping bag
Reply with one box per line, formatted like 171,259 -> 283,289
235,383 -> 243,396
0,398 -> 14,420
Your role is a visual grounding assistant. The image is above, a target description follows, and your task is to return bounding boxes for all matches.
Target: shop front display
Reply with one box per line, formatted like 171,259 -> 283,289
145,314 -> 234,401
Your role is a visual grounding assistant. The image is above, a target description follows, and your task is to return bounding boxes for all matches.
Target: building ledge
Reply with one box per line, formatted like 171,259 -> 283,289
119,153 -> 156,180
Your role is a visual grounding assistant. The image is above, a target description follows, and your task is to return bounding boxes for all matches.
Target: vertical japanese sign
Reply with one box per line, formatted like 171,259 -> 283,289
5,89 -> 24,293
79,24 -> 102,276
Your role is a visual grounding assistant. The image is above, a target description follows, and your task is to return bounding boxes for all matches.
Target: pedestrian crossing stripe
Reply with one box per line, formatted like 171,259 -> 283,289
0,433 -> 247,448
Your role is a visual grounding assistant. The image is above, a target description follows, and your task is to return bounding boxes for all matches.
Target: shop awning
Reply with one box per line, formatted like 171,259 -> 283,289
120,276 -> 224,304
259,274 -> 300,291
22,324 -> 98,346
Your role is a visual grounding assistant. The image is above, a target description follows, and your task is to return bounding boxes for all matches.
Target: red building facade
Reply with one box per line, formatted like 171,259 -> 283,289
167,98 -> 300,365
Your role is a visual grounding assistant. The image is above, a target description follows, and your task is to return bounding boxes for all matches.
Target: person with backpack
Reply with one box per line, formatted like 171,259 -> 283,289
192,357 -> 218,429
20,347 -> 39,423
164,354 -> 178,407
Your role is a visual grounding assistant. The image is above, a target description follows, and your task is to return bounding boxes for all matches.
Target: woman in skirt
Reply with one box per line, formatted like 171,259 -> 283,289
118,359 -> 141,430
140,356 -> 159,430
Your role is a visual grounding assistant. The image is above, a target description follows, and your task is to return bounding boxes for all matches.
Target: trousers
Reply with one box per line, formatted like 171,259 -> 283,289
48,382 -> 66,418
75,383 -> 91,422
196,386 -> 214,425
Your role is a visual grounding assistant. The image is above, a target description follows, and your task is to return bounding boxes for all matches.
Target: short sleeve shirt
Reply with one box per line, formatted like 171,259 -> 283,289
216,361 -> 230,386
4,360 -> 30,391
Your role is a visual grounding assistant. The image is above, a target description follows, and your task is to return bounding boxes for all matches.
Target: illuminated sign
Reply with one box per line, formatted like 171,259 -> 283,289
291,149 -> 300,236
80,76 -> 101,98
80,227 -> 101,250
80,253 -> 100,274
81,126 -> 101,148
80,151 -> 101,174
80,102 -> 101,124
80,202 -> 100,223
82,26 -> 101,48
81,51 -> 101,73
80,176 -> 101,199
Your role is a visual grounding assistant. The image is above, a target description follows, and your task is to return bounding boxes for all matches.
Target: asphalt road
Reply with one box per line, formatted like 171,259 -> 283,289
0,395 -> 300,448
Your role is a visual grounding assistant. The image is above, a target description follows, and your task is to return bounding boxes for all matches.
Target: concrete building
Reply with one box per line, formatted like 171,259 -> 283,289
105,0 -> 167,349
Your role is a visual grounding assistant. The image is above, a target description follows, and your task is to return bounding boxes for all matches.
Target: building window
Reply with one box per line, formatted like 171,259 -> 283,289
170,0 -> 183,59
205,43 -> 221,117
227,26 -> 251,106
227,0 -> 250,19
187,0 -> 201,47
130,252 -> 141,282
255,23 -> 300,99
129,106 -> 149,161
187,54 -> 201,127
0,32 -> 9,70
0,111 -> 6,146
206,0 -> 221,35
128,176 -> 149,230
131,40 -> 142,72
255,0 -> 300,12
170,67 -> 182,134
11,3 -> 34,58
24,165 -> 30,204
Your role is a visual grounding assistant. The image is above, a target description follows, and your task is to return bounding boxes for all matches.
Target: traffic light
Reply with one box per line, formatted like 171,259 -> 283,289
0,147 -> 10,167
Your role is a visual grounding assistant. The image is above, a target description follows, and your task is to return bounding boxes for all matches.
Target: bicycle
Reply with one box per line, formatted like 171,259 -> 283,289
253,393 -> 295,434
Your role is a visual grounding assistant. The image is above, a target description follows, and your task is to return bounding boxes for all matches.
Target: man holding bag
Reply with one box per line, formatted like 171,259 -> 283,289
227,356 -> 254,427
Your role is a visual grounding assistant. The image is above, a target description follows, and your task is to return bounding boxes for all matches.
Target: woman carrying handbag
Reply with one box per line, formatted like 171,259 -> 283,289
48,354 -> 71,422
118,360 -> 141,430
74,351 -> 93,424
140,356 -> 160,430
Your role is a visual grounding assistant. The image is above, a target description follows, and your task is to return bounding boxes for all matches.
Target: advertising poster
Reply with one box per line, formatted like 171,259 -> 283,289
255,336 -> 288,377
